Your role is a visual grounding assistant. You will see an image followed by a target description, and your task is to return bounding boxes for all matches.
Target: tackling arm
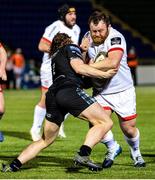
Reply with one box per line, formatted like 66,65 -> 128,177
91,49 -> 123,71
70,58 -> 117,79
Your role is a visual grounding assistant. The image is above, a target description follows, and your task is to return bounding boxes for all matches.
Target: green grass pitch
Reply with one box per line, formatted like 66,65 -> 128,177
0,86 -> 155,179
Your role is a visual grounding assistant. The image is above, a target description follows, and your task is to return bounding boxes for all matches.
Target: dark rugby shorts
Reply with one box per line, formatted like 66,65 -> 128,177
45,86 -> 96,126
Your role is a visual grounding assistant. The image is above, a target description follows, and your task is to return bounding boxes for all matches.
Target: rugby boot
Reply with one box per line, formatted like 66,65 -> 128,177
1,164 -> 13,172
102,143 -> 122,168
74,153 -> 102,171
130,149 -> 146,167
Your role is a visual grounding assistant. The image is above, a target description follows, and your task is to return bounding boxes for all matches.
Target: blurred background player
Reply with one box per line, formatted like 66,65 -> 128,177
30,4 -> 81,141
127,46 -> 138,86
0,42 -> 7,142
5,50 -> 15,89
10,48 -> 25,89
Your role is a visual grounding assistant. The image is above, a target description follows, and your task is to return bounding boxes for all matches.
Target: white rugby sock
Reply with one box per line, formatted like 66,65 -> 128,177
124,128 -> 141,155
31,105 -> 46,131
101,130 -> 117,149
59,122 -> 64,133
58,114 -> 69,137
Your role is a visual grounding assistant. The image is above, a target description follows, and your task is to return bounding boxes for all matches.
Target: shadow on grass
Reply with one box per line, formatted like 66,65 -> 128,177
142,153 -> 155,158
1,130 -> 66,142
2,130 -> 31,141
0,155 -> 90,174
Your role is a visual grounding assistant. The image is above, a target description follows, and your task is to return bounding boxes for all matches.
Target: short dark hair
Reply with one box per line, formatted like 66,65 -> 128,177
88,12 -> 110,26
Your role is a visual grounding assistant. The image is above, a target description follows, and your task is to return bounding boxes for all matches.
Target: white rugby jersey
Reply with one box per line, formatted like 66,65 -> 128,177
87,27 -> 133,94
41,20 -> 80,71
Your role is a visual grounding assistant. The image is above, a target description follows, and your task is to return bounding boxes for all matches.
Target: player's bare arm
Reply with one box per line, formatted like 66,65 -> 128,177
70,58 -> 117,79
38,38 -> 51,53
90,49 -> 123,71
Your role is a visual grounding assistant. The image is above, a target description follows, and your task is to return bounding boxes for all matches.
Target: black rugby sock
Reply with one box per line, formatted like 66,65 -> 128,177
78,145 -> 92,156
10,158 -> 22,172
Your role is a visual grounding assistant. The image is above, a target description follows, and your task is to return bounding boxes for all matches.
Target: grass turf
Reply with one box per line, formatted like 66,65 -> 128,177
0,86 -> 155,179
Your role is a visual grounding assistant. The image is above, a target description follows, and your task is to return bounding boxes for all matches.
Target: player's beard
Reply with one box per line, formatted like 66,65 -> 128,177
65,19 -> 76,29
92,36 -> 105,45
92,31 -> 109,45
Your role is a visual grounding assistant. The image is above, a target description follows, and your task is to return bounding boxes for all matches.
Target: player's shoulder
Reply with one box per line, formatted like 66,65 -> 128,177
45,20 -> 61,30
109,27 -> 125,39
73,24 -> 81,32
64,44 -> 81,55
66,44 -> 80,51
107,27 -> 126,45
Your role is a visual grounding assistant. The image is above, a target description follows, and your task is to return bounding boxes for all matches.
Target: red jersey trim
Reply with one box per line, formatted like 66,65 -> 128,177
122,114 -> 137,121
108,47 -> 124,53
42,37 -> 52,44
41,86 -> 49,90
103,106 -> 112,110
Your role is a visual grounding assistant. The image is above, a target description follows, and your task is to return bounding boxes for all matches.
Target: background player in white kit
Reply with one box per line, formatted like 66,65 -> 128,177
30,4 -> 80,141
81,12 -> 145,168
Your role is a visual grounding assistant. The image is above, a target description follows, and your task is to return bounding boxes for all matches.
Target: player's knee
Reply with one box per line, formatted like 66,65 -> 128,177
108,119 -> 113,129
122,125 -> 136,137
103,119 -> 113,130
91,118 -> 113,129
41,135 -> 55,147
38,101 -> 46,108
43,138 -> 53,147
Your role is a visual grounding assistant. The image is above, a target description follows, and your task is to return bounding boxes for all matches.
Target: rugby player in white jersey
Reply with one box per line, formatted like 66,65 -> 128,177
81,11 -> 145,168
30,4 -> 81,141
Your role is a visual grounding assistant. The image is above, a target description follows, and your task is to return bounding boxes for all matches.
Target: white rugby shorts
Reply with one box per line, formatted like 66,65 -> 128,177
40,69 -> 53,89
95,87 -> 137,120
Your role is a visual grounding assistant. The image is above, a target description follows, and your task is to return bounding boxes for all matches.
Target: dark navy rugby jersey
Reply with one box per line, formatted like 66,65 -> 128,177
51,44 -> 85,87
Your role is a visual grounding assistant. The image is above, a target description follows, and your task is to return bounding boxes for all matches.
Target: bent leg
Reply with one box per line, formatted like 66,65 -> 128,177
18,120 -> 59,164
73,102 -> 113,170
79,102 -> 113,148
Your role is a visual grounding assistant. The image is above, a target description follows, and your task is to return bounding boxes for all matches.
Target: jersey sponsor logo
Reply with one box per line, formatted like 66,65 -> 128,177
111,37 -> 121,45
46,113 -> 52,118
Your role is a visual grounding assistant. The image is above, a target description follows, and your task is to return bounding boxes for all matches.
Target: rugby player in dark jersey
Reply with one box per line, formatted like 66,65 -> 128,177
2,33 -> 117,172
